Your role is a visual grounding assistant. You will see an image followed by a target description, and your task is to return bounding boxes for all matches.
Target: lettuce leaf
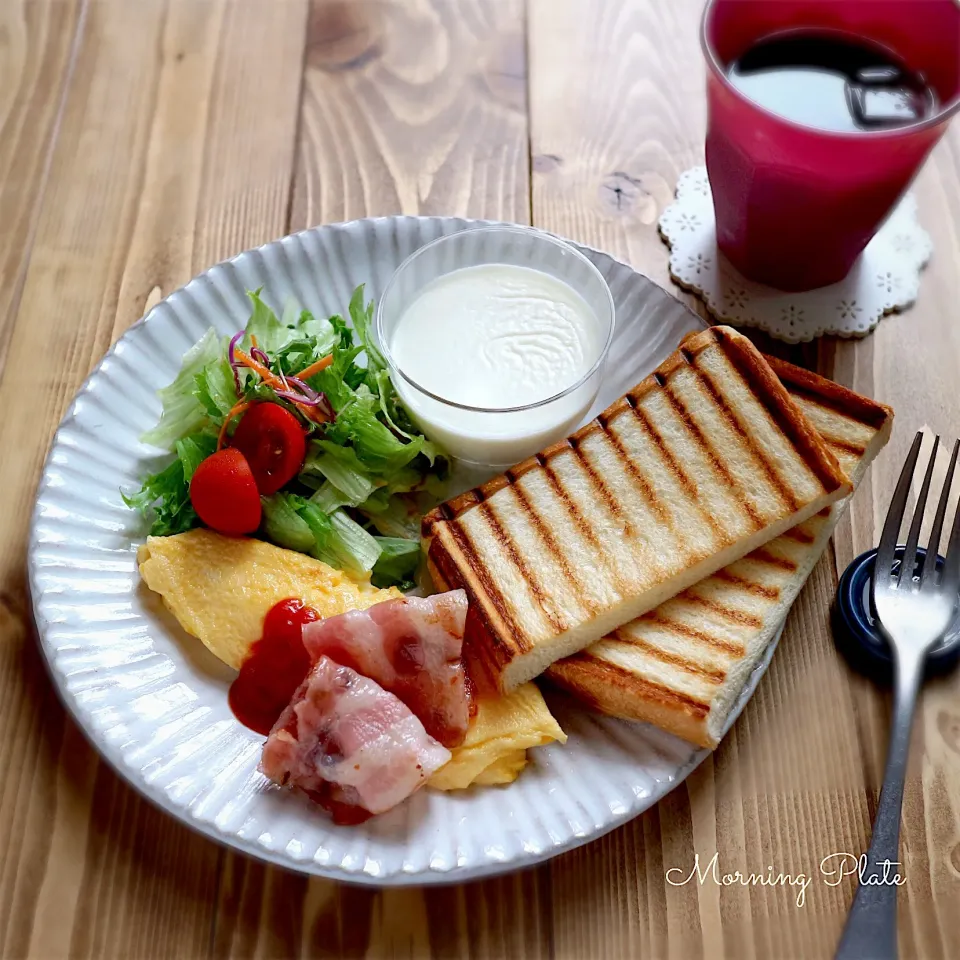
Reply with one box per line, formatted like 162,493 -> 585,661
327,510 -> 382,576
260,492 -> 315,553
363,494 -> 422,538
371,537 -> 421,589
309,480 -> 355,514
123,432 -> 216,535
308,323 -> 361,411
193,354 -> 237,420
141,329 -> 222,449
373,370 -> 414,439
298,310 -> 339,355
323,386 -> 428,474
292,500 -> 382,577
371,370 -> 444,466
271,310 -> 338,376
272,335 -> 322,377
260,493 -> 383,578
245,289 -> 338,365
301,440 -> 378,505
349,284 -> 386,376
294,499 -> 337,567
175,434 -> 216,483
243,289 -> 288,354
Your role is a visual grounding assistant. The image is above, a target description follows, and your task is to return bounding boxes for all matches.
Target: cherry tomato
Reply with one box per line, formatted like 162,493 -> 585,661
230,403 -> 307,495
189,448 -> 262,535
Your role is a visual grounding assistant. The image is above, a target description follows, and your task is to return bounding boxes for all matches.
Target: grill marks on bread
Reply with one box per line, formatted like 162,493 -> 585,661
424,328 -> 854,691
547,356 -> 894,747
610,629 -> 728,684
554,656 -> 714,723
622,397 -> 728,545
556,539 -> 813,719
679,353 -> 800,515
431,522 -> 521,657
425,331 -> 845,672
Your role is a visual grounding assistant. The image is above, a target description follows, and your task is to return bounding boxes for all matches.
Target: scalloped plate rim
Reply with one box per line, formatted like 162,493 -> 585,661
27,215 -> 786,885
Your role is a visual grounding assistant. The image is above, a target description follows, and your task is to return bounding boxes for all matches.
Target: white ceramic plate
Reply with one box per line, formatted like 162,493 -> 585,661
29,217 -> 785,885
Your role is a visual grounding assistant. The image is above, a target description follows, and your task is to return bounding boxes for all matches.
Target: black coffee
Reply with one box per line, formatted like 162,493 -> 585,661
727,32 -> 937,133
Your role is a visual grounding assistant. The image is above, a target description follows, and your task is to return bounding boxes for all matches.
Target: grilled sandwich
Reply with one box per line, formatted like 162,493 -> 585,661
548,357 -> 893,747
423,326 -> 853,692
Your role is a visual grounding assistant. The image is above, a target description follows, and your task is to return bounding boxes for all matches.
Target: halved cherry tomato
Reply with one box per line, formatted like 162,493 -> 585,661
190,448 -> 262,535
230,403 -> 307,495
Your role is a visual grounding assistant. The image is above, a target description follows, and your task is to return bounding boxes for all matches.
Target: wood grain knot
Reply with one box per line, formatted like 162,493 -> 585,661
600,171 -> 646,211
936,709 -> 960,755
0,587 -> 26,621
950,842 -> 960,878
533,153 -> 563,174
598,170 -> 664,224
307,0 -> 382,72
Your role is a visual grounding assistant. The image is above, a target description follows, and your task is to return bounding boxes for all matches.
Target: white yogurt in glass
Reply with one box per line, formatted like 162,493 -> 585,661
392,264 -> 602,410
377,226 -> 615,467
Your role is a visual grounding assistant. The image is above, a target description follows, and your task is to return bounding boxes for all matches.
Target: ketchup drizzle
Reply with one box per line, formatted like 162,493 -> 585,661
229,596 -> 476,824
228,599 -> 319,735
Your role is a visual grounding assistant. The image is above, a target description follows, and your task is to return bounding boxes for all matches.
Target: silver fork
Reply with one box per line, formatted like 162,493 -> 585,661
836,432 -> 960,960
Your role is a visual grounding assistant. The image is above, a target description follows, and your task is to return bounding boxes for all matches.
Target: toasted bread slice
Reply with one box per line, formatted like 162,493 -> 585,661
547,357 -> 893,746
423,327 -> 853,692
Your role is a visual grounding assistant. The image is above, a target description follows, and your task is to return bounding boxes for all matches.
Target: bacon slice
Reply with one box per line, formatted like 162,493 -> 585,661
301,590 -> 470,747
260,656 -> 450,822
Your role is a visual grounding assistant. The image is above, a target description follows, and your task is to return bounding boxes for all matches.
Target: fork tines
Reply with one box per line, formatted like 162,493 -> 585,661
876,432 -> 960,593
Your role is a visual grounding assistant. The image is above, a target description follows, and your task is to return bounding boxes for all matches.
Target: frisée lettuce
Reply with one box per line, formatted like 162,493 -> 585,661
125,285 -> 446,588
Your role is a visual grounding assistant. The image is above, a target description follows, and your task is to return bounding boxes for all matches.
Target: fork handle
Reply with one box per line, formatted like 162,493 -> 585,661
835,647 -> 925,960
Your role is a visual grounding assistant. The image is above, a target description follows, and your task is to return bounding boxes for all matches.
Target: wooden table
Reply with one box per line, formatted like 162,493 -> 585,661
2,1 -> 959,957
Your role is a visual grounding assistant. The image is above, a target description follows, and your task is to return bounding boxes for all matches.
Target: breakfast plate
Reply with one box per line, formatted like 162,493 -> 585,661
30,216 -> 791,884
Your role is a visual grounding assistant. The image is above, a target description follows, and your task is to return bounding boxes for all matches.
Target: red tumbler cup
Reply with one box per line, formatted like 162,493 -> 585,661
702,0 -> 960,291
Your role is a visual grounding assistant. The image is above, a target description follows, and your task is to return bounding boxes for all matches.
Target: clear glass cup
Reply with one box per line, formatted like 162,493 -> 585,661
375,225 -> 615,468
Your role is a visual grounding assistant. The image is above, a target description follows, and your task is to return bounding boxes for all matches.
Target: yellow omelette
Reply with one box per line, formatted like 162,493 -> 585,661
429,684 -> 567,790
137,529 -> 400,669
138,529 -> 566,787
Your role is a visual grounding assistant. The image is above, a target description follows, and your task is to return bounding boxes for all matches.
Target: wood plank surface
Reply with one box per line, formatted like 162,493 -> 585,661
1,0 -> 958,956
210,3 -> 534,955
289,0 -> 529,229
528,2 -> 960,958
0,0 -> 83,373
528,0 -> 709,308
0,1 -> 307,957
816,128 -> 960,960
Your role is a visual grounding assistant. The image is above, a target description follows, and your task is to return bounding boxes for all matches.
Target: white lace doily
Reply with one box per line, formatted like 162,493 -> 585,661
658,166 -> 932,343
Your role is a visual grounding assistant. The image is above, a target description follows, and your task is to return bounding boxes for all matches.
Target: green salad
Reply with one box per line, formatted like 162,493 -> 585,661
124,285 -> 447,589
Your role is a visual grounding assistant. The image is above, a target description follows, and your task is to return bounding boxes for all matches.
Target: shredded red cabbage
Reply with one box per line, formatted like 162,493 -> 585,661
227,332 -> 244,396
275,389 -> 325,407
287,376 -> 318,400
275,389 -> 335,422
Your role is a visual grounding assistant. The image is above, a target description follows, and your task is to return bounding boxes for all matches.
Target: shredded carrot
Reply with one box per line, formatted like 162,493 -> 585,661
250,334 -> 259,349
294,353 -> 334,381
217,400 -> 251,450
234,347 -> 327,424
234,347 -> 282,388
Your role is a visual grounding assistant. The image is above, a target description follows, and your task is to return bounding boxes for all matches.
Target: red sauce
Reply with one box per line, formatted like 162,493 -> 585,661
228,599 -> 320,735
307,788 -> 374,826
